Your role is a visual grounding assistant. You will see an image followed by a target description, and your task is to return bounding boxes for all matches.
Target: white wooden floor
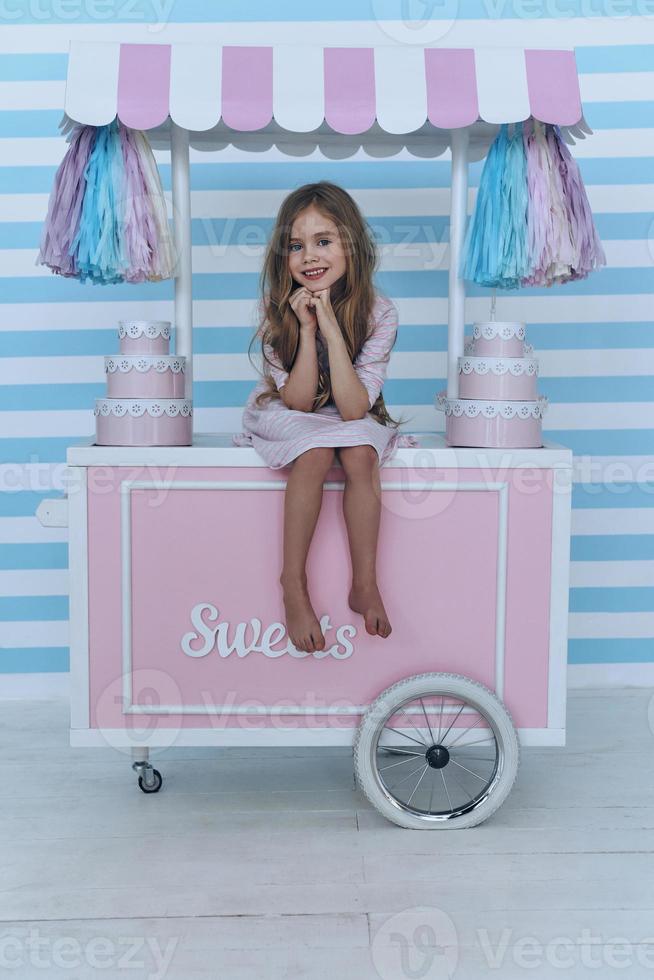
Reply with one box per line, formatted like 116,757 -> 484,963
1,687 -> 653,979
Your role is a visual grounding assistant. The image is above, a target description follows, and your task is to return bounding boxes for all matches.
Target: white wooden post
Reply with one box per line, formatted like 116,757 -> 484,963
170,123 -> 193,406
447,127 -> 470,399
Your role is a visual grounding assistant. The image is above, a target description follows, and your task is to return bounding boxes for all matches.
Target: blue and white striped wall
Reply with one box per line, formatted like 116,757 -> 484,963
1,6 -> 653,696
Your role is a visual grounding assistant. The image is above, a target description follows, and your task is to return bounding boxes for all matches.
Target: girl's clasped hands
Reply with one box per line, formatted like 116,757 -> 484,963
289,286 -> 340,343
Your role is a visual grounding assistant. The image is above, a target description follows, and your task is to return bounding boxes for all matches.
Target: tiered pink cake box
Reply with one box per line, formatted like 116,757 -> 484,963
95,398 -> 193,446
436,392 -> 547,448
435,321 -> 548,449
118,319 -> 171,354
463,320 -> 526,356
95,320 -> 192,447
104,355 -> 186,398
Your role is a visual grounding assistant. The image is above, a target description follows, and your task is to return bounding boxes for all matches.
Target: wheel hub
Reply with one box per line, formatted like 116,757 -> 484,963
425,743 -> 450,769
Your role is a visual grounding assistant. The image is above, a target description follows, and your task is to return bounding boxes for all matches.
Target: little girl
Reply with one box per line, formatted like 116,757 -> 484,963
233,181 -> 418,654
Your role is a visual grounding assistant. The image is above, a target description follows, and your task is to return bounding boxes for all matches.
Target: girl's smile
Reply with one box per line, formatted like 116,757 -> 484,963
302,266 -> 328,281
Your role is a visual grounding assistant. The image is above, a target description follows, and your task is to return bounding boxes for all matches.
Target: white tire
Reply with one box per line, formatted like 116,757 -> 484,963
353,672 -> 520,830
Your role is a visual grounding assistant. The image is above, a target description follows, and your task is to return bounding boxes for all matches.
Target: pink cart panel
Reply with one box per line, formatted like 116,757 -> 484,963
69,444 -> 570,747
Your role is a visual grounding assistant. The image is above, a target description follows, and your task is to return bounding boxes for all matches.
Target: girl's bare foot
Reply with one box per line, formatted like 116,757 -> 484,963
348,582 -> 392,638
280,577 -> 325,653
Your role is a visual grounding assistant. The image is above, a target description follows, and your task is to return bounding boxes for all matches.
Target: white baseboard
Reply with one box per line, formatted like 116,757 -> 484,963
2,664 -> 653,702
568,663 -> 654,688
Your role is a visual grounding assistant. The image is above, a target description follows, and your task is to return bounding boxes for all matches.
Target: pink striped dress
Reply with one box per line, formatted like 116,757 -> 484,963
232,293 -> 418,469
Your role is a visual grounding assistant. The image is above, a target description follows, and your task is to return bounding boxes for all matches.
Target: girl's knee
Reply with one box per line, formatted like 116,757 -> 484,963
294,447 -> 336,471
338,444 -> 378,477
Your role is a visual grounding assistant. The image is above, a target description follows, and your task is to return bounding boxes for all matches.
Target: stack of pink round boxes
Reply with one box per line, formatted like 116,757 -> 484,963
94,320 -> 192,446
435,321 -> 548,448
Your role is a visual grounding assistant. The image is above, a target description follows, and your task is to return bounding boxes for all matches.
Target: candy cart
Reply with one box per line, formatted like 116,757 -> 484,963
36,41 -> 590,829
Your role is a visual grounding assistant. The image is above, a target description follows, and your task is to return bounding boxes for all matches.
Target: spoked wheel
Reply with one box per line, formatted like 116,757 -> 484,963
354,672 -> 520,829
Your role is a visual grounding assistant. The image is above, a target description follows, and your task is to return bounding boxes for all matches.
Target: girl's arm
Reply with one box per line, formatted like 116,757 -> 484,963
279,326 -> 320,412
262,289 -> 321,412
280,288 -> 321,411
349,298 -> 398,411
318,293 -> 398,422
325,332 -> 369,421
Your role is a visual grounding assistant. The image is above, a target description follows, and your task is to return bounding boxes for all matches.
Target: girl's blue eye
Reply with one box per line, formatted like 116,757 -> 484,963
288,239 -> 331,251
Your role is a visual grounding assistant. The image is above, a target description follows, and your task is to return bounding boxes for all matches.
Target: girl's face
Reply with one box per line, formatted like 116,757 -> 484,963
287,205 -> 347,293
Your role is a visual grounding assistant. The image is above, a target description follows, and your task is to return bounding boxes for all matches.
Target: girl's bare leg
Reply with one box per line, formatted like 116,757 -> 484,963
279,447 -> 335,653
337,445 -> 392,638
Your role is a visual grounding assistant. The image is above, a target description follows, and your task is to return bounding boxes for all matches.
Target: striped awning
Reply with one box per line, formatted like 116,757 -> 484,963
64,41 -> 584,136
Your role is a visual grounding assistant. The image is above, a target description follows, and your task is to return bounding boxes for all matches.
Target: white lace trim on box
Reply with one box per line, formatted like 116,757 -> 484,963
459,355 -> 538,377
118,321 -> 171,341
465,340 -> 534,356
105,355 -> 186,374
95,398 -> 193,418
435,391 -> 547,420
472,322 -> 526,342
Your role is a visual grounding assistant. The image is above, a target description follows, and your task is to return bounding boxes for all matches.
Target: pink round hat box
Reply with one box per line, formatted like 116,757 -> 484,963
435,392 -> 548,448
458,355 -> 539,400
468,321 -> 526,357
104,355 -> 186,398
118,320 -> 171,355
95,399 -> 192,446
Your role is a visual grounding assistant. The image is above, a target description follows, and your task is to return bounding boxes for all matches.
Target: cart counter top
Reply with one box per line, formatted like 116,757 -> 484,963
66,432 -> 573,469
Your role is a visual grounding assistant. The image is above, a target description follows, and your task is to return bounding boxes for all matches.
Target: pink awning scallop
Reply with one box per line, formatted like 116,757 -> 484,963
525,48 -> 581,125
425,48 -> 479,129
64,40 -> 584,135
221,45 -> 273,131
324,47 -> 376,135
116,44 -> 171,130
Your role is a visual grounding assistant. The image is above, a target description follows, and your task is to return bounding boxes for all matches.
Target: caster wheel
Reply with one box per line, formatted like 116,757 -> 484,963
354,672 -> 520,830
138,768 -> 163,794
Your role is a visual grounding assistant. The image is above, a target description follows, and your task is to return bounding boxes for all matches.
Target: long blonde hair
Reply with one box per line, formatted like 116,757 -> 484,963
247,181 -> 404,429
